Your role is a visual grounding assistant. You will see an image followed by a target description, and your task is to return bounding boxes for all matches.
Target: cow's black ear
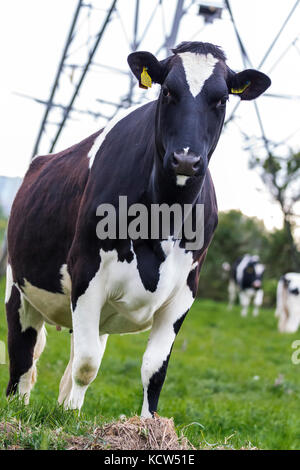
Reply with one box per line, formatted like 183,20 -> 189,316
127,51 -> 164,88
227,69 -> 271,100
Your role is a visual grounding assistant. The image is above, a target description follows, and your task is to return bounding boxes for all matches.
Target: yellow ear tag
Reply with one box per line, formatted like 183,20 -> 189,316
231,81 -> 251,94
141,67 -> 152,89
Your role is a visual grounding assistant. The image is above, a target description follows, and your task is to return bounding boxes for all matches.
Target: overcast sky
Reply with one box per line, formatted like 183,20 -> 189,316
1,0 -> 300,232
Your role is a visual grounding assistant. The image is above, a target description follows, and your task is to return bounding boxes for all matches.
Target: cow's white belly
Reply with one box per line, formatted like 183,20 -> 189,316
21,240 -> 195,334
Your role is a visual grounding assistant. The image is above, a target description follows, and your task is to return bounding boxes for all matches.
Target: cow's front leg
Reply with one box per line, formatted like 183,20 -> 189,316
65,273 -> 107,411
239,290 -> 251,317
253,289 -> 263,316
141,303 -> 190,418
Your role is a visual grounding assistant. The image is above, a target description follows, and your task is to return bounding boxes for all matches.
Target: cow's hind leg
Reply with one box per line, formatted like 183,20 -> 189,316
58,333 -> 74,405
65,273 -> 107,411
6,282 -> 45,404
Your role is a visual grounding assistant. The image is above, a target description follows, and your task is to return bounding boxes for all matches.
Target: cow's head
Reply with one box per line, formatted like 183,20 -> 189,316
128,41 -> 271,186
278,274 -> 300,333
243,256 -> 265,290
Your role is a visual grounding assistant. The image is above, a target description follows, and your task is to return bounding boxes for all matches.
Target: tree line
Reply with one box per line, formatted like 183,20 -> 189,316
198,209 -> 300,306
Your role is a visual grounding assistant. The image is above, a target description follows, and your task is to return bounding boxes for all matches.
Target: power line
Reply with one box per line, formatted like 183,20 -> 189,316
225,1 -> 272,155
225,0 -> 300,127
224,0 -> 253,125
224,0 -> 252,68
14,92 -> 111,120
31,0 -> 83,159
258,0 -> 300,69
267,34 -> 300,74
49,0 -> 118,153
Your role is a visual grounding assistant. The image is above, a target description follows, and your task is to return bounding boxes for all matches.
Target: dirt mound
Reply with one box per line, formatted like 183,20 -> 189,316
67,414 -> 194,450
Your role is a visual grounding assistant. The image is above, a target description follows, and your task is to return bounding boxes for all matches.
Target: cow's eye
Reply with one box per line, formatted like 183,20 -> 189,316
216,96 -> 228,108
162,86 -> 170,98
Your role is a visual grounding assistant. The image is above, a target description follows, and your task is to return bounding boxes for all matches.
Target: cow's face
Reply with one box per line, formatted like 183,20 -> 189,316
244,260 -> 265,290
279,274 -> 300,333
128,42 -> 271,186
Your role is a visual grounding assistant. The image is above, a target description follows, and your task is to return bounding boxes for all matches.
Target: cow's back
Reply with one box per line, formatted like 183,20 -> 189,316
8,131 -> 101,293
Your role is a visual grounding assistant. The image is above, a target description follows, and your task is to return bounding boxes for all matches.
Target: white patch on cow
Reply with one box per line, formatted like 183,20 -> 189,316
5,264 -> 13,304
178,52 -> 218,98
19,294 -> 45,332
16,292 -> 46,404
183,147 -> 190,155
60,263 -> 72,293
176,175 -> 189,186
236,254 -> 251,285
88,103 -> 142,169
19,325 -> 47,404
255,263 -> 265,277
21,265 -> 72,329
277,272 -> 300,333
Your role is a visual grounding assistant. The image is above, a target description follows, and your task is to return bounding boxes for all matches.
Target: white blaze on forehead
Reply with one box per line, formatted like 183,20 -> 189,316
255,263 -> 265,276
178,52 -> 218,98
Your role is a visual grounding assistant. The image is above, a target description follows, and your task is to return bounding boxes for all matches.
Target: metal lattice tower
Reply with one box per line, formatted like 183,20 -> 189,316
28,0 -> 192,158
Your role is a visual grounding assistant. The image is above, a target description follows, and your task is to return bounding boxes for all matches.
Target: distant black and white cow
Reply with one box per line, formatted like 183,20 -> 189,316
227,255 -> 265,317
275,273 -> 300,333
5,41 -> 270,416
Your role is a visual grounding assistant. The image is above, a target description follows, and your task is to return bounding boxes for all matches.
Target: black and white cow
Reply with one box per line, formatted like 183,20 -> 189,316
275,273 -> 300,333
227,254 -> 265,317
5,42 -> 270,416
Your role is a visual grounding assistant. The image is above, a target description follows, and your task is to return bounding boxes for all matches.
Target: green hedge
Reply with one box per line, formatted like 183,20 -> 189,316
262,278 -> 278,308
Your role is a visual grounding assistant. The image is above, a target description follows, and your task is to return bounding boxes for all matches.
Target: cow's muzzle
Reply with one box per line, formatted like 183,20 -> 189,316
252,280 -> 262,289
171,151 -> 202,176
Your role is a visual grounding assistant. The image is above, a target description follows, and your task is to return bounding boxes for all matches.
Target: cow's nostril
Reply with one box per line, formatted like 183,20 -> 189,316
172,155 -> 179,166
192,157 -> 201,170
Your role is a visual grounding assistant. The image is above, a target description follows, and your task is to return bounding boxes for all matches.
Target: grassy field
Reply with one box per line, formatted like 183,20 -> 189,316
0,275 -> 300,450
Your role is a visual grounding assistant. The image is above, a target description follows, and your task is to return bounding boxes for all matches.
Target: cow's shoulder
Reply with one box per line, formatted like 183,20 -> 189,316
8,130 -> 102,292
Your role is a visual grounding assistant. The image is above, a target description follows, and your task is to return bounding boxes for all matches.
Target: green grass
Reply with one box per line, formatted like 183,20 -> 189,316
0,275 -> 300,450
